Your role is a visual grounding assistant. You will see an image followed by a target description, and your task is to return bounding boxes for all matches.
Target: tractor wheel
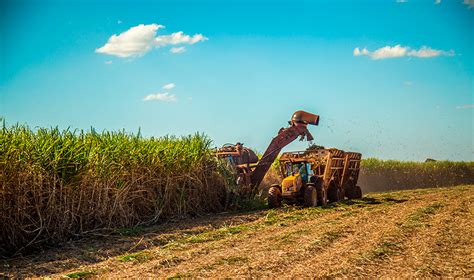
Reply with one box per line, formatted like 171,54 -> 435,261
354,185 -> 363,199
327,182 -> 341,203
268,185 -> 282,208
303,184 -> 318,207
338,187 -> 345,201
344,183 -> 355,199
314,180 -> 327,207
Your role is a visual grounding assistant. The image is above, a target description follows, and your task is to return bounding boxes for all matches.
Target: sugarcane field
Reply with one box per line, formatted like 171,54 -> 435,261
1,0 -> 473,278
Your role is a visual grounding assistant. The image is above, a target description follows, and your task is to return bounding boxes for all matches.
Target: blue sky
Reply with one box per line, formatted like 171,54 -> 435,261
1,0 -> 473,161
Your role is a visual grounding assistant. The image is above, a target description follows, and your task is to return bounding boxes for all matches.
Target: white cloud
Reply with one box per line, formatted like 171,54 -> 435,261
435,0 -> 441,4
354,45 -> 455,60
396,0 -> 408,3
170,46 -> 186,54
143,92 -> 177,102
456,104 -> 474,109
464,0 -> 474,8
408,46 -> 444,58
371,45 -> 407,59
96,24 -> 164,58
155,31 -> 207,46
353,47 -> 369,56
403,81 -> 413,86
162,83 -> 175,90
105,60 -> 113,64
96,24 -> 207,58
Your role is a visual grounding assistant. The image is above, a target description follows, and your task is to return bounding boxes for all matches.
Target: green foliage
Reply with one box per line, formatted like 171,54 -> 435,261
403,203 -> 444,228
118,252 -> 150,263
361,158 -> 474,172
65,270 -> 96,278
115,226 -> 143,236
360,158 -> 474,191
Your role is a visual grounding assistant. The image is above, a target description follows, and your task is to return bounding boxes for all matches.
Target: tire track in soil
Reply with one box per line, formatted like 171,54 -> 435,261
336,187 -> 473,278
149,190 -> 445,278
38,187 -> 473,278
96,205 -> 363,277
280,191 -> 449,278
368,188 -> 473,277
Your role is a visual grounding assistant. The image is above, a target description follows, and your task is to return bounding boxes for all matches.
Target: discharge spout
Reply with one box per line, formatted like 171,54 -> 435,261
291,110 -> 320,126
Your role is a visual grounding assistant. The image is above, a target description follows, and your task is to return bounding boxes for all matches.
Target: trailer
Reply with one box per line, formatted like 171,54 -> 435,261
269,148 -> 362,207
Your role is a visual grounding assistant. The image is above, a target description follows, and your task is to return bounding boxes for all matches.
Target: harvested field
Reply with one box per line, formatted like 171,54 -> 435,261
2,185 -> 473,278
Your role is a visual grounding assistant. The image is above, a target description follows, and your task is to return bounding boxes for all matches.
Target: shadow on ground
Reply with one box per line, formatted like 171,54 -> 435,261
2,195 -> 402,277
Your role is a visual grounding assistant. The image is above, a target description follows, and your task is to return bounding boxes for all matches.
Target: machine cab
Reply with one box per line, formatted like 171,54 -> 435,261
280,161 -> 313,196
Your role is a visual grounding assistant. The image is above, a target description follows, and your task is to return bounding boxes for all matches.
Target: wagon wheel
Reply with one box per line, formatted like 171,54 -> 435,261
268,185 -> 282,208
327,181 -> 341,203
338,187 -> 345,201
344,182 -> 355,199
354,185 -> 363,199
303,184 -> 318,207
313,178 -> 327,206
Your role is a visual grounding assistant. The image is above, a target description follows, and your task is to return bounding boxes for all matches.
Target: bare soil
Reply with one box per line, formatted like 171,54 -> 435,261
2,185 -> 473,278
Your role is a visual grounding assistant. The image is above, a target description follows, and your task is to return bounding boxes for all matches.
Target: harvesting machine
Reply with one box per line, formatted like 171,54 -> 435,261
269,148 -> 362,208
215,110 -> 363,207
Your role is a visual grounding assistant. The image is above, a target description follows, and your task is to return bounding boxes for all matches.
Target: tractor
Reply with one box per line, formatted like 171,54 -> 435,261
268,148 -> 363,208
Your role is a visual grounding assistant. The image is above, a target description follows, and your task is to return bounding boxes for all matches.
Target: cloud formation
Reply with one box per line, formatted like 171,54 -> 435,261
464,0 -> 474,8
170,47 -> 186,54
354,45 -> 455,60
456,104 -> 474,109
162,83 -> 175,90
155,31 -> 207,47
96,24 -> 207,58
143,83 -> 178,102
143,92 -> 177,102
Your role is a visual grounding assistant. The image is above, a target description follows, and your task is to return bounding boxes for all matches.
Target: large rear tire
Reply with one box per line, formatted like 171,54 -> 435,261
327,182 -> 341,203
338,187 -> 345,201
344,183 -> 355,199
354,185 -> 362,199
303,184 -> 318,207
268,185 -> 282,208
314,179 -> 327,206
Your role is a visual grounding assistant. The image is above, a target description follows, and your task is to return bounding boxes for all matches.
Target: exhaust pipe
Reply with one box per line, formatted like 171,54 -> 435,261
291,110 -> 320,126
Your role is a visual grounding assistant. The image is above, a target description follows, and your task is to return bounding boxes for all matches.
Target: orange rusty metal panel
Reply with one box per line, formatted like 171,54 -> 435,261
291,110 -> 320,126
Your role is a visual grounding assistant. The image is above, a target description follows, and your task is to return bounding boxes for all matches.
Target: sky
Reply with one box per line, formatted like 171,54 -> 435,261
1,0 -> 473,161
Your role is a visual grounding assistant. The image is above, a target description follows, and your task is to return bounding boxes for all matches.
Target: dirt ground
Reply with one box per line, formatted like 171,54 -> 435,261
2,185 -> 473,278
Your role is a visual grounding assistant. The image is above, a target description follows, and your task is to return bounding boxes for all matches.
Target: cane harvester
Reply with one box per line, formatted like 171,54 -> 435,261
215,110 -> 363,207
